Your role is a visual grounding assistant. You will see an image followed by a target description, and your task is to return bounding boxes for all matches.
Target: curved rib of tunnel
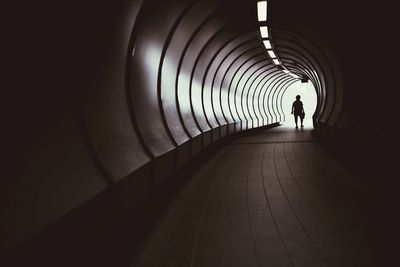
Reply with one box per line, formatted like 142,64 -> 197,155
2,0 -> 399,266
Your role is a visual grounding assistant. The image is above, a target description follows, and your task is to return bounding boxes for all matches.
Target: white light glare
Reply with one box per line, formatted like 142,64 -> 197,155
260,26 -> 269,38
283,70 -> 290,74
290,73 -> 300,78
263,40 -> 272,49
257,1 -> 267,22
267,50 -> 276,58
273,59 -> 280,65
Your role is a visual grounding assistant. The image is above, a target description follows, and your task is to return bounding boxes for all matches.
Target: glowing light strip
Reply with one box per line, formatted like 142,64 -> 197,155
260,26 -> 269,38
257,1 -> 267,22
263,40 -> 272,49
256,1 -> 299,78
267,50 -> 276,58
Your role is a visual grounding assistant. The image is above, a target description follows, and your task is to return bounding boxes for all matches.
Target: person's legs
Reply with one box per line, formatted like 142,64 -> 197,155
300,116 -> 304,127
294,114 -> 298,128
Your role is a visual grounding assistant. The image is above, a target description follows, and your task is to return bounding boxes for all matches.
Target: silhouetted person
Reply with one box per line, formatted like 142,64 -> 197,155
291,95 -> 304,128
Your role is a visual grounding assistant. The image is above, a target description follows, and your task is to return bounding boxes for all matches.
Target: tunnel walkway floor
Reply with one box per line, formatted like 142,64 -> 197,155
128,123 -> 379,267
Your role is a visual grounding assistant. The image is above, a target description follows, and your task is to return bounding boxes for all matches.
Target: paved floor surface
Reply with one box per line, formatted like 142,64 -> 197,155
128,124 -> 376,267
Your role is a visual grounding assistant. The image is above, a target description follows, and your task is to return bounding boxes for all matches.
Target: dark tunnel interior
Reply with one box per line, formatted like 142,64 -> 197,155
2,0 -> 400,266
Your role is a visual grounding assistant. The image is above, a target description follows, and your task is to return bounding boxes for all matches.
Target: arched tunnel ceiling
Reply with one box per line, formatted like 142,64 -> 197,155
127,0 -> 308,161
269,0 -> 399,124
2,0 -> 400,260
124,0 -> 354,166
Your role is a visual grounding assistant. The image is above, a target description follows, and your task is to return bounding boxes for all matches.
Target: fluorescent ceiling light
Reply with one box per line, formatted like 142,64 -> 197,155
260,26 -> 269,38
257,1 -> 267,22
273,59 -> 280,65
267,50 -> 276,58
263,40 -> 272,49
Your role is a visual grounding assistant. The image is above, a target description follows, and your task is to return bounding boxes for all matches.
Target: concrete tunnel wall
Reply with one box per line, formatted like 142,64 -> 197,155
5,0 -> 398,265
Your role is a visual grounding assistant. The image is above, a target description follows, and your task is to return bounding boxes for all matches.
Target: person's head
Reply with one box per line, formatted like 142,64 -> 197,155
296,95 -> 301,100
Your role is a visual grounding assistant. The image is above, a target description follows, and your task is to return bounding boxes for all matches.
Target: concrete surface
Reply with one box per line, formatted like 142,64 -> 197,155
128,124 -> 375,267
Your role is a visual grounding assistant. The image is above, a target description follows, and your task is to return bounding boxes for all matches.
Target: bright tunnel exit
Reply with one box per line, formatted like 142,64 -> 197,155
282,80 -> 317,128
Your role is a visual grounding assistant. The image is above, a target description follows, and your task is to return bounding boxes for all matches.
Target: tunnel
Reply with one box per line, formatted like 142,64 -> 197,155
2,0 -> 400,266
